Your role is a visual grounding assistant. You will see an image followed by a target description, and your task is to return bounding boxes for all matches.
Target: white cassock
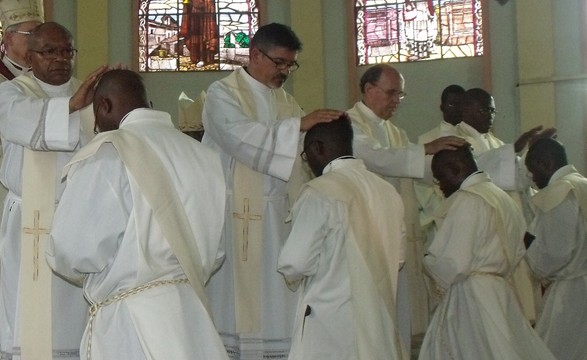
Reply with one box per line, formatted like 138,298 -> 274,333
0,57 -> 29,219
0,75 -> 88,359
348,101 -> 428,345
526,165 -> 587,360
419,172 -> 555,360
202,67 -> 305,359
415,120 -> 459,245
278,158 -> 406,360
47,108 -> 229,360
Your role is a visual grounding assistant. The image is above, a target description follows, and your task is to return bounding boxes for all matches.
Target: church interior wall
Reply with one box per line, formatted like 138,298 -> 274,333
47,0 -> 585,174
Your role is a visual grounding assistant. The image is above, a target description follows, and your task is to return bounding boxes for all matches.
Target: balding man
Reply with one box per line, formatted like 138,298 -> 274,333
524,138 -> 587,359
0,22 -> 106,359
419,145 -> 556,360
47,69 -> 229,360
278,114 -> 407,359
347,64 -> 466,344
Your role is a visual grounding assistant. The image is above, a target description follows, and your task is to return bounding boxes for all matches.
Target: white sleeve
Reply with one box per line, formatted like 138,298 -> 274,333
352,124 -> 426,179
202,81 -> 301,181
0,82 -> 80,151
423,193 -> 490,289
278,188 -> 333,287
526,194 -> 582,279
47,144 -> 131,281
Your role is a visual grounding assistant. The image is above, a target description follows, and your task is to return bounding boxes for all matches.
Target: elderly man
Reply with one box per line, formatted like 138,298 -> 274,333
0,22 -> 107,359
202,22 -> 342,358
419,145 -> 556,360
278,115 -> 407,360
0,0 -> 43,82
0,0 -> 43,219
47,69 -> 229,360
347,64 -> 466,345
524,138 -> 587,360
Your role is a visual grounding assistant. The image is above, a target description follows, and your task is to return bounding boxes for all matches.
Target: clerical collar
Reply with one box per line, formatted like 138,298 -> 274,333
5,56 -> 26,71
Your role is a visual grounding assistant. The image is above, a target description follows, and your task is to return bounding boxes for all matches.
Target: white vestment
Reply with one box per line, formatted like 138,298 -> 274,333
347,101 -> 428,342
455,122 -> 540,321
278,158 -> 406,360
47,108 -> 228,360
419,172 -> 555,360
526,165 -> 587,360
0,74 -> 88,359
0,56 -> 29,221
202,67 -> 306,359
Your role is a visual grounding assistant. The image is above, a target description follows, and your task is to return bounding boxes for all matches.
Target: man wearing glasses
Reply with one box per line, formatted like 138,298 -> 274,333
0,22 -> 107,359
0,0 -> 43,82
347,64 -> 466,353
202,22 -> 342,359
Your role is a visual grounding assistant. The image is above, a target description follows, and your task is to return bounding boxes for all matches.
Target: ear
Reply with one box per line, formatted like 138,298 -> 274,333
24,50 -> 33,67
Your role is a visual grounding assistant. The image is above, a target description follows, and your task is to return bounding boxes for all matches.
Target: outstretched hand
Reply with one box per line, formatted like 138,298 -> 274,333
300,109 -> 344,132
514,125 -> 557,153
69,65 -> 110,113
424,136 -> 468,155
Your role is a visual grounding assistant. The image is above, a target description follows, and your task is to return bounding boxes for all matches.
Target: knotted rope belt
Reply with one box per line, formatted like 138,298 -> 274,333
86,278 -> 190,359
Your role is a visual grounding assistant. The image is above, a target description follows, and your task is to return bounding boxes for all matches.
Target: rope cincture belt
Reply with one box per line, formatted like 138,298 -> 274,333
86,278 -> 190,360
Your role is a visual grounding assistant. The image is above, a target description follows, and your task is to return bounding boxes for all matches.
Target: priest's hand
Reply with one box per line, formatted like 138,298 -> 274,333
424,136 -> 468,155
514,125 -> 557,153
300,109 -> 344,132
69,65 -> 109,113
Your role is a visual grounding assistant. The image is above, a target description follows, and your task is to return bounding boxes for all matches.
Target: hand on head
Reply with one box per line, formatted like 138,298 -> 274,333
68,65 -> 110,113
424,136 -> 468,155
300,109 -> 345,132
514,125 -> 557,153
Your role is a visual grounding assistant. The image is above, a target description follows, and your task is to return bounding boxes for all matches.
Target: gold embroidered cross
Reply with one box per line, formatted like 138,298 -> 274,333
233,198 -> 262,261
23,210 -> 51,281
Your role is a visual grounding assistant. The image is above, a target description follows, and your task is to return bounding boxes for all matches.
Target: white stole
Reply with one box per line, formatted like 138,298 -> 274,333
63,129 -> 210,311
14,75 -> 93,360
307,167 -> 407,359
219,70 -> 303,332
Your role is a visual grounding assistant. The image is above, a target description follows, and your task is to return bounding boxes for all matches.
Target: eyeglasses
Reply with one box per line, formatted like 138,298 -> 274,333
300,140 -> 320,161
10,30 -> 33,36
478,107 -> 497,116
258,49 -> 300,72
30,47 -> 78,59
374,85 -> 406,100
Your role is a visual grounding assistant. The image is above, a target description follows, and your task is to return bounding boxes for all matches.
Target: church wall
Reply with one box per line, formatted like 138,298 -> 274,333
48,0 -> 585,173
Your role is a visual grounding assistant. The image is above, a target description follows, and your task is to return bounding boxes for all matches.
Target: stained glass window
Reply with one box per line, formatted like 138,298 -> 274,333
138,0 -> 260,72
355,0 -> 483,65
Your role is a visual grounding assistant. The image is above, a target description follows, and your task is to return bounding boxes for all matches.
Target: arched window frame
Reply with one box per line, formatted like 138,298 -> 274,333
133,0 -> 266,73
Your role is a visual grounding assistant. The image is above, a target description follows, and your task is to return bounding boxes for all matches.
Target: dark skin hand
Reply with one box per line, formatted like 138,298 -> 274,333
68,65 -> 109,113
514,126 -> 557,153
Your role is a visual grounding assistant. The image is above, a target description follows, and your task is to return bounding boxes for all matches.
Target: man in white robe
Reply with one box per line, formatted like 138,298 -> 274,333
414,84 -> 465,316
419,145 -> 556,360
0,0 -> 43,220
347,64 -> 466,343
0,22 -> 107,359
202,23 -> 342,359
524,138 -> 587,360
415,84 -> 465,247
47,69 -> 229,360
455,88 -> 557,322
278,115 -> 407,360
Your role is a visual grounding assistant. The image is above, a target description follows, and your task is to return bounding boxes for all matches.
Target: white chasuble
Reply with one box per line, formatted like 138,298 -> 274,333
0,74 -> 91,359
202,67 -> 306,359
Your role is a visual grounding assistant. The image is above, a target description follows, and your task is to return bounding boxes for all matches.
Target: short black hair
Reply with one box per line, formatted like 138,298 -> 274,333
432,144 -> 478,175
27,22 -> 73,50
359,64 -> 387,94
464,88 -> 492,106
526,138 -> 568,169
441,84 -> 465,104
251,23 -> 302,52
305,113 -> 354,156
